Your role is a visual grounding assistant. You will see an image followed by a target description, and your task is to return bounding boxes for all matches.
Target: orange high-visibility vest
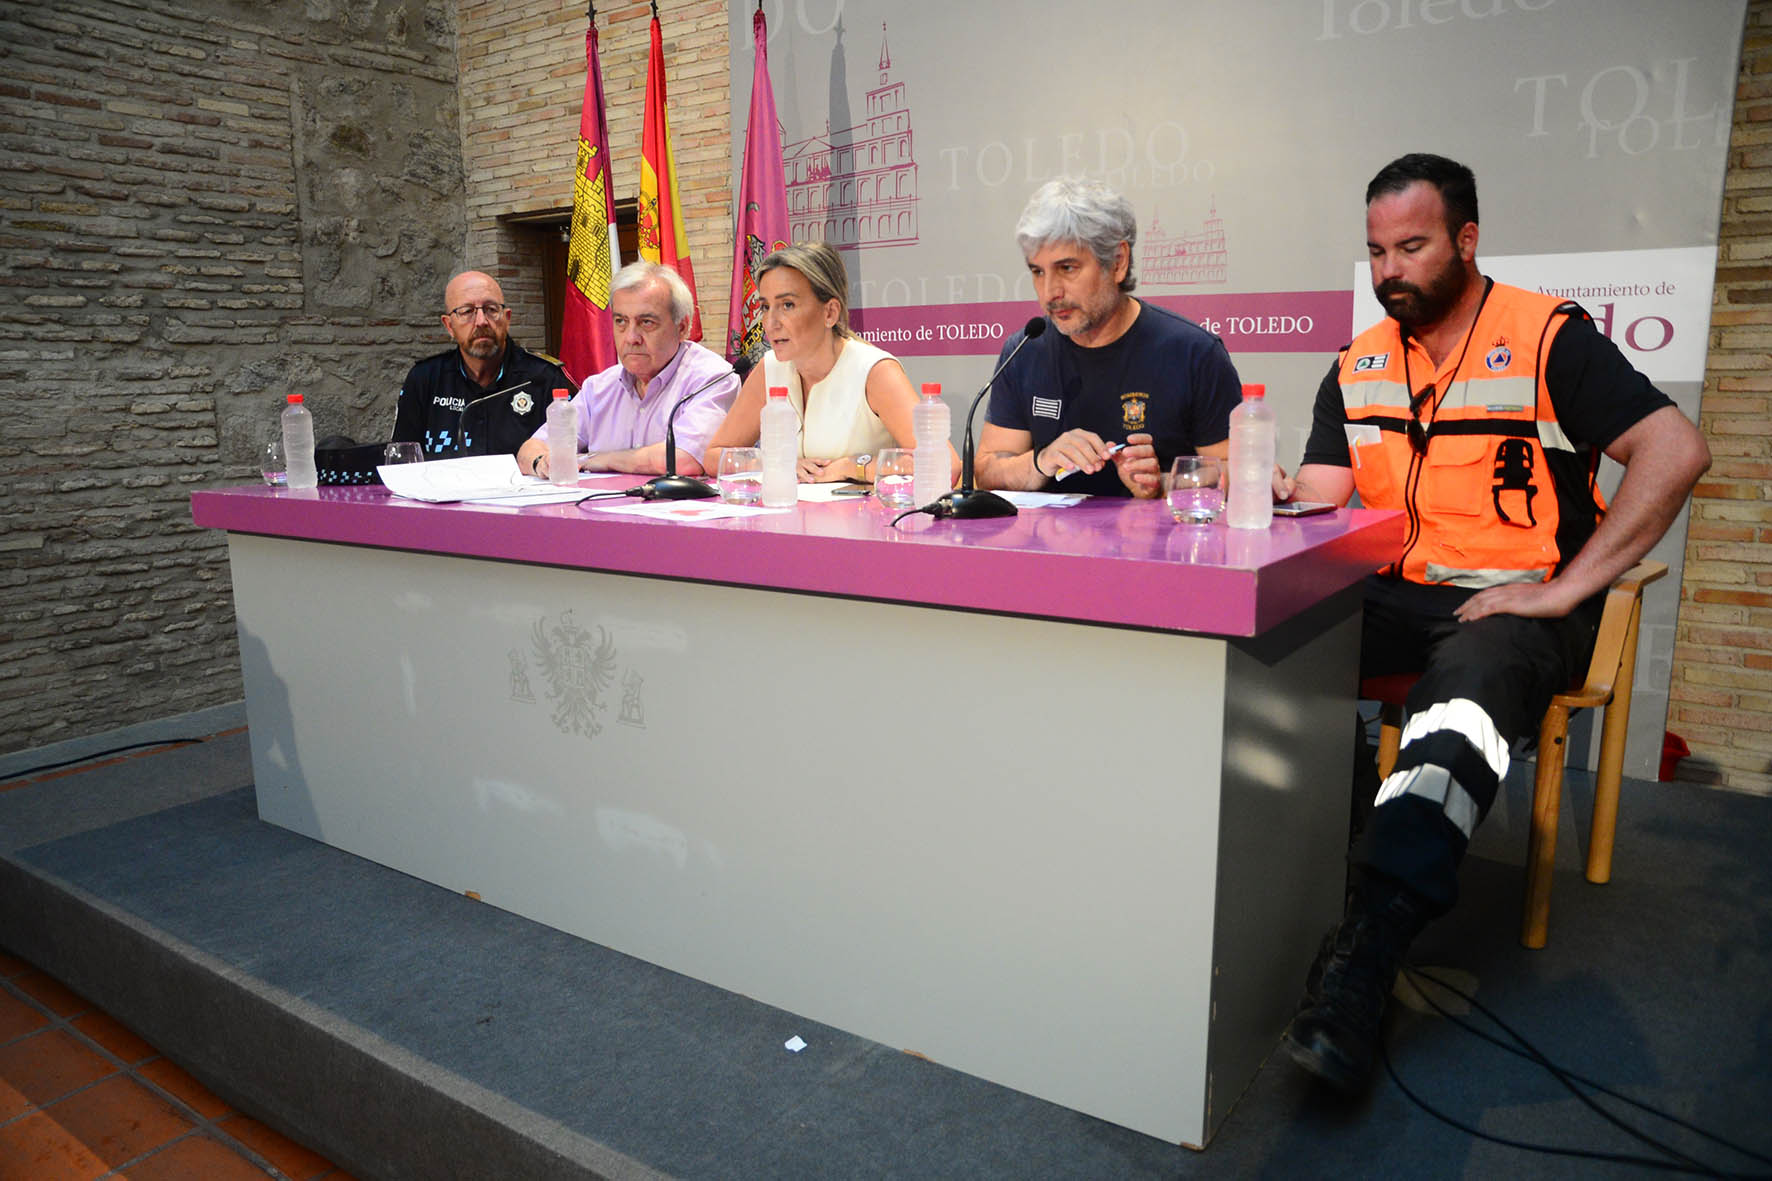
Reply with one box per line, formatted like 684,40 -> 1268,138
1335,282 -> 1605,587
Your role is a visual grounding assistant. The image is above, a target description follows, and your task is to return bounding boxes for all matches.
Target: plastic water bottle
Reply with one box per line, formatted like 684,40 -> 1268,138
546,388 -> 577,486
912,383 -> 950,508
760,385 -> 798,507
1226,383 -> 1274,530
282,393 -> 317,489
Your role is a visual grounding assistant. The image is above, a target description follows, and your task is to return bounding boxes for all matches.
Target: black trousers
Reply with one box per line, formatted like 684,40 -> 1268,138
1351,574 -> 1603,913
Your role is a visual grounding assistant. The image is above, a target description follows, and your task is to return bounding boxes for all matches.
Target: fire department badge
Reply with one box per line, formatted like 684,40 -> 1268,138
511,390 -> 535,415
1120,391 -> 1148,432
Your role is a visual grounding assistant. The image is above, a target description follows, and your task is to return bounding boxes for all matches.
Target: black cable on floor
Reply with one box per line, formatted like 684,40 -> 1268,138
1379,1037 -> 1713,1174
1383,964 -> 1772,1179
1405,965 -> 1772,1171
0,738 -> 206,784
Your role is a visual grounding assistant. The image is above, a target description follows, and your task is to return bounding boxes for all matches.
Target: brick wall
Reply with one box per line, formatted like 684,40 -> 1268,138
1669,0 -> 1772,795
0,0 -> 469,753
454,0 -> 733,351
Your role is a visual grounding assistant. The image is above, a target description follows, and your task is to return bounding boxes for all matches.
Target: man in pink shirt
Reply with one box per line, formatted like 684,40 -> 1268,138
518,262 -> 738,478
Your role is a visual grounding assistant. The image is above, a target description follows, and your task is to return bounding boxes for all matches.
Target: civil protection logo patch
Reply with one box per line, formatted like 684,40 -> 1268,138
1485,345 -> 1512,371
1352,353 -> 1389,372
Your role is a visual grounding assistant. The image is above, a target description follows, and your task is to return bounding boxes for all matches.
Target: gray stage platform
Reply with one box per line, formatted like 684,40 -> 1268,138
2,704 -> 1770,1179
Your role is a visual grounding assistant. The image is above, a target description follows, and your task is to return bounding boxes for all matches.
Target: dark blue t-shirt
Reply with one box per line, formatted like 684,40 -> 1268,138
986,301 -> 1242,497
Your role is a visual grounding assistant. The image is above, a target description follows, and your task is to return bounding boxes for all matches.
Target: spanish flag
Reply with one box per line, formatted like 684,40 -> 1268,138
561,13 -> 619,384
639,5 -> 702,341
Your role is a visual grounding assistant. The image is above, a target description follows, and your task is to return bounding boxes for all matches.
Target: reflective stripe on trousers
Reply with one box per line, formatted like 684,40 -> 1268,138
1373,696 -> 1508,840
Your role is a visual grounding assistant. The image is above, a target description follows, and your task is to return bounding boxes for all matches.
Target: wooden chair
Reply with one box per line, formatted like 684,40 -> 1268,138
1363,560 -> 1668,948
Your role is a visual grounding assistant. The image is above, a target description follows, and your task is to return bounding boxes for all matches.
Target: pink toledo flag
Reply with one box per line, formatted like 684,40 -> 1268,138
726,6 -> 790,365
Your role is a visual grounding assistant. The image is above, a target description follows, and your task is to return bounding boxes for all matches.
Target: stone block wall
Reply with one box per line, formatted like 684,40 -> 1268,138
1671,0 -> 1772,795
0,0 -> 470,753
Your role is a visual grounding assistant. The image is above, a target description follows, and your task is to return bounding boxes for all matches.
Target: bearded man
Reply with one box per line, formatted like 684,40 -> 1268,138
391,270 -> 570,459
1281,153 -> 1710,1094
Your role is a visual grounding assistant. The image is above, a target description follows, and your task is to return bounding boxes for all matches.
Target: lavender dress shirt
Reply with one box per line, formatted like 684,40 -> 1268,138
530,341 -> 738,467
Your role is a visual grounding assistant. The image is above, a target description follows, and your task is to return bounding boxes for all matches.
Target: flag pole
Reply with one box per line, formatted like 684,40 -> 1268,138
639,0 -> 704,340
560,0 -> 620,382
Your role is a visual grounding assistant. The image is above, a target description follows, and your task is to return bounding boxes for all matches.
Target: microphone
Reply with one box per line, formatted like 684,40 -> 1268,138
635,371 -> 737,500
929,317 -> 1048,519
457,382 -> 532,456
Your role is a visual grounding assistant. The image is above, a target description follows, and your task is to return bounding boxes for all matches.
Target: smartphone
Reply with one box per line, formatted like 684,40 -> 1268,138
831,484 -> 872,497
1273,501 -> 1338,517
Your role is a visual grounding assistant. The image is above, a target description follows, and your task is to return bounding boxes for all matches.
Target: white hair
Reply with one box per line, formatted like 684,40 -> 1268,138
611,260 -> 695,324
1015,178 -> 1138,293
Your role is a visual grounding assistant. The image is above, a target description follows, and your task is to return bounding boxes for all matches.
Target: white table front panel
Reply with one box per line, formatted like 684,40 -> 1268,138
230,534 -> 1241,1143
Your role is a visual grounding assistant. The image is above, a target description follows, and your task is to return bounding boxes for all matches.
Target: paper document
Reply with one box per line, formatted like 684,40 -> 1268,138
591,501 -> 788,522
793,483 -> 856,502
462,488 -> 600,507
380,455 -> 555,503
987,490 -> 1089,508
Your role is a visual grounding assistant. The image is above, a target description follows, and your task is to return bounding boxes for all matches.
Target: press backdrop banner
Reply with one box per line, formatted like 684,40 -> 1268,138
729,0 -> 1747,777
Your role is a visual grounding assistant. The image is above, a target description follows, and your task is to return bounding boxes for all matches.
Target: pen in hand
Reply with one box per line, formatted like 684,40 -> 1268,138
1053,442 -> 1125,481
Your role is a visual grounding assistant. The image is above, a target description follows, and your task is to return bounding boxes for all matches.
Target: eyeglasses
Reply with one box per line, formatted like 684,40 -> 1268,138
1408,383 -> 1434,454
445,302 -> 508,322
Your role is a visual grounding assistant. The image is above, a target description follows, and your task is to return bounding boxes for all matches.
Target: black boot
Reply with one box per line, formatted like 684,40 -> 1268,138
1286,874 -> 1433,1094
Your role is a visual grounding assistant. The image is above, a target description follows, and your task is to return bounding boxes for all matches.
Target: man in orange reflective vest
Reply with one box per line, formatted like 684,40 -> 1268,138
1282,154 -> 1710,1093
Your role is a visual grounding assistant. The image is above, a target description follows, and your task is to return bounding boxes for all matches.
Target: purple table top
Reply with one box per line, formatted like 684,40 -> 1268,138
192,479 -> 1401,638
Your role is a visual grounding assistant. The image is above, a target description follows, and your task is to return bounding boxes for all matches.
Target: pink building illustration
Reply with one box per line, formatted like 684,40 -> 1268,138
783,23 -> 919,251
1142,201 -> 1228,285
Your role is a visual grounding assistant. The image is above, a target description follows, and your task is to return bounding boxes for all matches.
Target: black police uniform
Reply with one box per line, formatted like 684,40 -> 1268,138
390,340 -> 571,459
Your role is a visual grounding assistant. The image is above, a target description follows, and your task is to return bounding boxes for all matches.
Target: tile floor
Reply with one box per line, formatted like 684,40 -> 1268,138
0,948 -> 352,1181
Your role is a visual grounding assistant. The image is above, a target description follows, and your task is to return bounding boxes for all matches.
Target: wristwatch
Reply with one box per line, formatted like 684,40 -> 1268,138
854,453 -> 872,480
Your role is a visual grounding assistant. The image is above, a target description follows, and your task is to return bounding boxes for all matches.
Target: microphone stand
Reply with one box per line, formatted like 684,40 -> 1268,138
636,371 -> 737,500
456,382 -> 532,456
930,317 -> 1048,519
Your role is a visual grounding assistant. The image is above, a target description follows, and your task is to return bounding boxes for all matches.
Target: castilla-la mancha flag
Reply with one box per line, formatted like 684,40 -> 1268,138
639,6 -> 702,341
726,6 -> 789,365
561,15 -> 619,385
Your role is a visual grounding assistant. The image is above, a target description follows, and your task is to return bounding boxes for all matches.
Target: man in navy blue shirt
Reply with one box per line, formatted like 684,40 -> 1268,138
977,179 -> 1242,499
390,270 -> 570,459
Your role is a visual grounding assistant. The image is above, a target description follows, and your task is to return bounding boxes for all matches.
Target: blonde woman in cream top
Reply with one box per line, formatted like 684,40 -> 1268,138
705,243 -> 960,486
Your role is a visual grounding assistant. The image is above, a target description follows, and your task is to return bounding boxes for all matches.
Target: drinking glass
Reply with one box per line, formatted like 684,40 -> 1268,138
1166,455 -> 1223,524
261,437 -> 286,486
718,447 -> 764,505
873,448 -> 915,508
382,441 -> 424,465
